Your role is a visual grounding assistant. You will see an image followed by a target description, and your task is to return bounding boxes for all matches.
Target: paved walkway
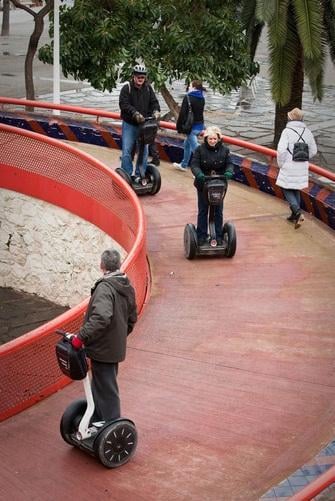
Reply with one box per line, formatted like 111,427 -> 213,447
1,145 -> 335,500
1,8 -> 335,500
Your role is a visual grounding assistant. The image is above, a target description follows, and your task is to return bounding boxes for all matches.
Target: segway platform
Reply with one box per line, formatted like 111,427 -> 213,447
117,117 -> 161,196
55,331 -> 138,468
184,175 -> 237,260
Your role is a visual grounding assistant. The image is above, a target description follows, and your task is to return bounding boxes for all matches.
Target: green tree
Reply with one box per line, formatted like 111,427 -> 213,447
39,0 -> 256,118
242,0 -> 335,146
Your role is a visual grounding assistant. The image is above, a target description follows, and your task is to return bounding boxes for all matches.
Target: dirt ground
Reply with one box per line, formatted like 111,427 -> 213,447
0,287 -> 68,345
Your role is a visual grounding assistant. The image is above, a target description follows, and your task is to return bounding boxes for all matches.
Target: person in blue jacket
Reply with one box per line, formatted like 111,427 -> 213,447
174,80 -> 206,171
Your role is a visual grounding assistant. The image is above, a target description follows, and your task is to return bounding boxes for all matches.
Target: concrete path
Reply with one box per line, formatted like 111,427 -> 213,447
1,146 -> 335,501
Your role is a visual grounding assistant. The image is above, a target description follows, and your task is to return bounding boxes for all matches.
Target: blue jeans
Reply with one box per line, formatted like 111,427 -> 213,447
121,121 -> 148,176
181,130 -> 200,167
197,189 -> 223,241
282,189 -> 301,214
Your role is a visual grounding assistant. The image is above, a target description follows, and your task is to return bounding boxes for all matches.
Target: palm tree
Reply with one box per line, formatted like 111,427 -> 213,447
242,0 -> 335,146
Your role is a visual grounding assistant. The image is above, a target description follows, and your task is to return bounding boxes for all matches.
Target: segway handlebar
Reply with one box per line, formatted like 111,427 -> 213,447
204,173 -> 227,180
56,329 -> 74,341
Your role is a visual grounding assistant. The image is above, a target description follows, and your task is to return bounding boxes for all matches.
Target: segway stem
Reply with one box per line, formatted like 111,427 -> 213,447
77,374 -> 96,440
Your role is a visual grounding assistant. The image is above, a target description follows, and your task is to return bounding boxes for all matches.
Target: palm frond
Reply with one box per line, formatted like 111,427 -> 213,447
293,0 -> 323,59
241,0 -> 258,27
255,0 -> 277,22
269,25 -> 300,105
322,0 -> 335,61
304,42 -> 326,101
268,0 -> 289,48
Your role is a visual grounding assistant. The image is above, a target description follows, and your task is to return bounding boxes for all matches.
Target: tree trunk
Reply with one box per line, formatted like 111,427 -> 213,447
1,0 -> 10,36
159,83 -> 181,120
273,44 -> 304,147
25,14 -> 45,102
10,0 -> 53,108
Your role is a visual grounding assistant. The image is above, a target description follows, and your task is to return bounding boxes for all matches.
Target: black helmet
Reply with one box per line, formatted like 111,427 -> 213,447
133,64 -> 147,75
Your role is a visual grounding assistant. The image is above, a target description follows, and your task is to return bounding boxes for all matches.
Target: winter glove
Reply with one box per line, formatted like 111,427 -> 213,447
153,110 -> 161,121
224,171 -> 233,180
196,172 -> 205,183
70,335 -> 83,350
133,111 -> 145,124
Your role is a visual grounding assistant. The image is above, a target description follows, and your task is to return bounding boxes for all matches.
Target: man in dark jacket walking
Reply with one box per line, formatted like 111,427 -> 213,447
70,248 -> 137,422
119,64 -> 160,179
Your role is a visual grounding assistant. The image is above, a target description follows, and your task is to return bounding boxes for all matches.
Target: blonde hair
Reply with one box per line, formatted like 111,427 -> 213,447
203,126 -> 222,139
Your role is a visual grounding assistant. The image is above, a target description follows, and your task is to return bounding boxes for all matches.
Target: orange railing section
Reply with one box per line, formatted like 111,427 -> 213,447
0,123 -> 149,421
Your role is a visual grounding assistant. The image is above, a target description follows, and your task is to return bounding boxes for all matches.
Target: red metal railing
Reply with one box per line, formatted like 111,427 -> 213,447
289,464 -> 335,500
0,97 -> 334,182
0,123 -> 149,421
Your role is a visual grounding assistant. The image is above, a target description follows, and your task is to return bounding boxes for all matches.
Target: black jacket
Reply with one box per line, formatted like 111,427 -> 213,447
78,272 -> 137,363
176,94 -> 205,133
191,141 -> 233,189
119,80 -> 160,125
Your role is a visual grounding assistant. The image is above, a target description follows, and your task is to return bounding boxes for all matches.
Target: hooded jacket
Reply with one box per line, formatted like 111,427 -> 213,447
78,271 -> 137,363
276,120 -> 317,189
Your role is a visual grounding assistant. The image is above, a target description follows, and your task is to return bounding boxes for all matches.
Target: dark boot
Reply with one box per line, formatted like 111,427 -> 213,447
287,211 -> 296,222
287,206 -> 297,222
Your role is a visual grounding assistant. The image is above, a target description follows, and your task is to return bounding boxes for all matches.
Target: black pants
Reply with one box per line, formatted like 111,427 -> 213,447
197,189 -> 223,240
90,360 -> 120,422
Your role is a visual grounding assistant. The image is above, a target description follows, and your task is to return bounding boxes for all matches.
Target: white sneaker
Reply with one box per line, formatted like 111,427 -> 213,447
173,162 -> 187,172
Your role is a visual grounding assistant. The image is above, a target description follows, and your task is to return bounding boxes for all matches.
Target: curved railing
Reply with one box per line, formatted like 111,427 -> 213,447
0,123 -> 149,421
0,97 -> 334,183
1,98 -> 334,498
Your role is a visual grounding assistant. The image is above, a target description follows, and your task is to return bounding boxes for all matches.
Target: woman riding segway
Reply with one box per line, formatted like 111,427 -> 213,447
184,126 -> 237,259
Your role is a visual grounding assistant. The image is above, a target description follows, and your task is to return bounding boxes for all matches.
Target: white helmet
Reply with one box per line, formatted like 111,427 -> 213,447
133,64 -> 147,75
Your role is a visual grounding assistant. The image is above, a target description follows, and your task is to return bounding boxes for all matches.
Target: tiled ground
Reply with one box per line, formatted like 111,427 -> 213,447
260,440 -> 335,500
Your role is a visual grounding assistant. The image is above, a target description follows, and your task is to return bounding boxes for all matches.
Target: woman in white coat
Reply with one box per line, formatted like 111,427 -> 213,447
276,108 -> 317,228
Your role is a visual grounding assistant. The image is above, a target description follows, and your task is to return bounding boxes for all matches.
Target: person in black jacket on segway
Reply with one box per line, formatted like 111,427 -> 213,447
191,126 -> 233,245
119,64 -> 161,181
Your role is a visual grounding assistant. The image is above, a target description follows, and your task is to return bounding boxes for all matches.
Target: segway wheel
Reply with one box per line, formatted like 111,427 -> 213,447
223,221 -> 237,258
94,419 -> 138,468
60,399 -> 87,446
115,167 -> 132,186
184,223 -> 197,260
146,163 -> 161,195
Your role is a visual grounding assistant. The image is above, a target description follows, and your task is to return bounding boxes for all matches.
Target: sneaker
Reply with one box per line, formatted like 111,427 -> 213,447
295,213 -> 305,229
173,162 -> 187,172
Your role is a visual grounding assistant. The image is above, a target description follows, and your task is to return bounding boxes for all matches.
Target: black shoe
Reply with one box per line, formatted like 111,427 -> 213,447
150,157 -> 160,166
287,213 -> 296,222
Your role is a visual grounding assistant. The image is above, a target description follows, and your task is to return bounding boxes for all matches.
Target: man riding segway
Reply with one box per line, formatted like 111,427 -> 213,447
118,64 -> 161,193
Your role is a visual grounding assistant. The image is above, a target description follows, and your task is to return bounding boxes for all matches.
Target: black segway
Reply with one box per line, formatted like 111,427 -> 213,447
184,174 -> 237,259
116,117 -> 161,196
55,330 -> 137,468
